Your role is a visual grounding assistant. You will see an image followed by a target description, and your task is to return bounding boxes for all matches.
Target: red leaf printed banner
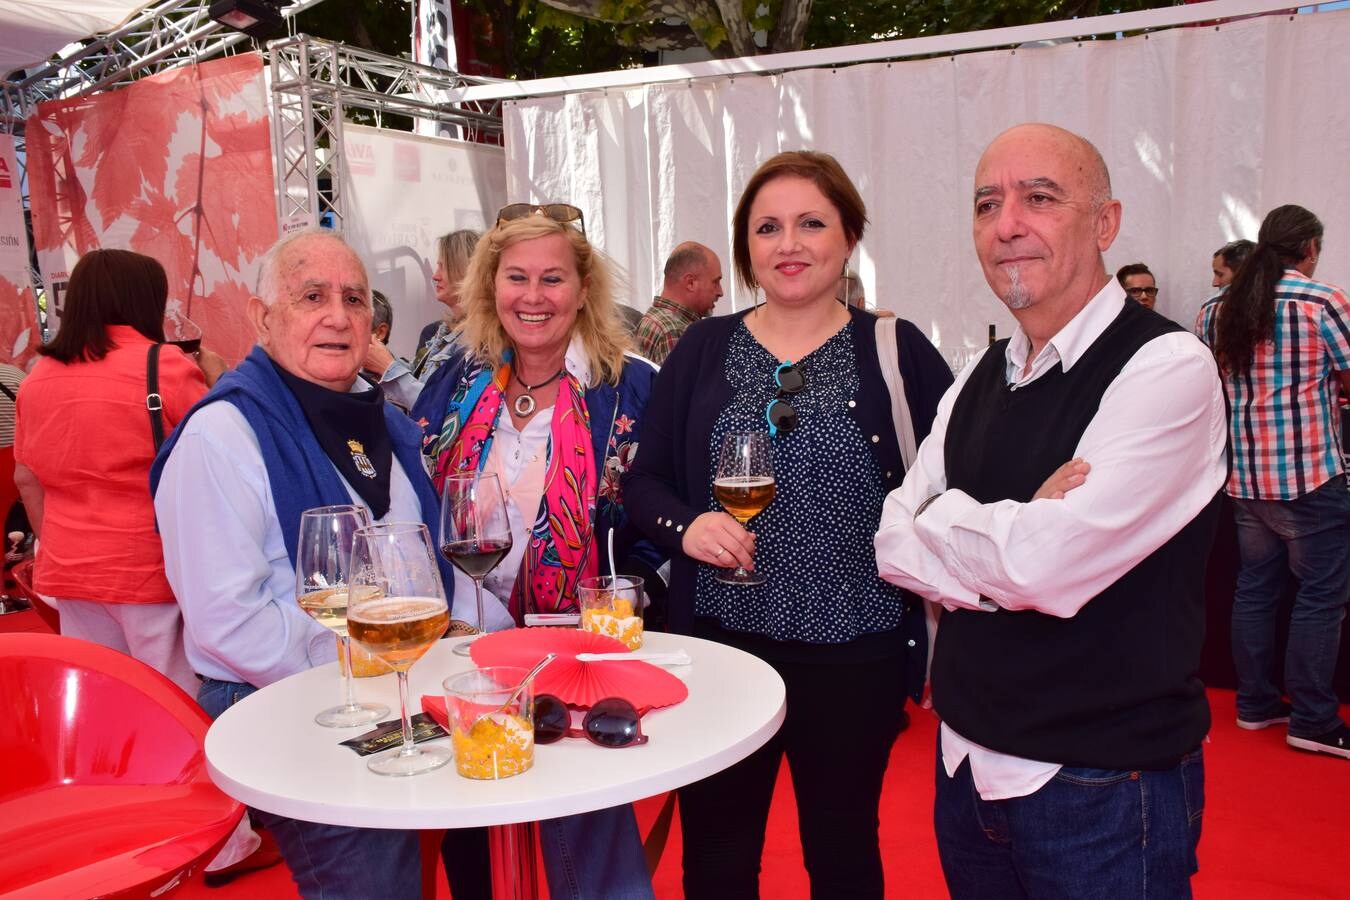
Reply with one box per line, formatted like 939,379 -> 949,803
25,53 -> 277,363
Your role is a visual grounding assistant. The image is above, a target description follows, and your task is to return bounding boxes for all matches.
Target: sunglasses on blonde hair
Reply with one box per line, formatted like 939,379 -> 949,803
495,203 -> 586,235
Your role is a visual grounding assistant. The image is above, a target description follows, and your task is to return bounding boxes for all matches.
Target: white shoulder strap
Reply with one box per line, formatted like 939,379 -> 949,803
875,316 -> 917,470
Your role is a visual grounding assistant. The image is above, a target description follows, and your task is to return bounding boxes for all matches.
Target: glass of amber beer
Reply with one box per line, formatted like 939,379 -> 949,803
348,522 -> 452,776
712,432 -> 776,585
296,505 -> 389,727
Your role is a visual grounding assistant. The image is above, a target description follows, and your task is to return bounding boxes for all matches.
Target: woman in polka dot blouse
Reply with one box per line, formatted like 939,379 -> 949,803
625,151 -> 953,899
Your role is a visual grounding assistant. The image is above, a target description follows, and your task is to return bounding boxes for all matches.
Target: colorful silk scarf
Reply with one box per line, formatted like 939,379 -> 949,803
432,354 -> 598,622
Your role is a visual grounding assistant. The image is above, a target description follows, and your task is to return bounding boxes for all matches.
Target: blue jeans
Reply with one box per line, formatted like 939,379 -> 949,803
934,739 -> 1204,899
1231,475 -> 1350,737
198,678 -> 422,900
540,807 -> 655,900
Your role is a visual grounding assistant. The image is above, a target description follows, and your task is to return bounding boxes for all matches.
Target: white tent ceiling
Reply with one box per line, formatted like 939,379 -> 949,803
0,0 -> 150,76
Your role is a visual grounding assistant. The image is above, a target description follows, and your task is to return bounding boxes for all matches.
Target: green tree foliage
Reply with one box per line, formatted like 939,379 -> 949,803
294,0 -> 414,52
295,0 -> 1179,79
807,0 -> 1178,48
459,0 -> 650,78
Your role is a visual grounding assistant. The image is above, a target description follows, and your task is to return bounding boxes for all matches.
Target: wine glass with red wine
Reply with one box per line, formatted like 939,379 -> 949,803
439,472 -> 513,656
163,307 -> 203,354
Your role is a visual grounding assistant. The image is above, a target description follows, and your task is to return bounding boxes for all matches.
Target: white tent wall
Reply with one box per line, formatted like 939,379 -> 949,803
503,10 -> 1350,368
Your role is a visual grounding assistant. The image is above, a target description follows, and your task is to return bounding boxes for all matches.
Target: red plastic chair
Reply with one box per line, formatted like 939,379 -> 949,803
0,633 -> 244,898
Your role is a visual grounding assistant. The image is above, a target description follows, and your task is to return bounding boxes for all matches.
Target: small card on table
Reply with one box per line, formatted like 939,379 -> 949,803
340,713 -> 448,756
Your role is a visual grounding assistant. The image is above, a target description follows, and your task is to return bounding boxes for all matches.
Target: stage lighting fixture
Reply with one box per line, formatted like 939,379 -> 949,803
208,0 -> 290,38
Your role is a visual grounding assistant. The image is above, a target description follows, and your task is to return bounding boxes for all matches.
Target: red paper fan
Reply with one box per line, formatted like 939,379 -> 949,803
469,629 -> 689,710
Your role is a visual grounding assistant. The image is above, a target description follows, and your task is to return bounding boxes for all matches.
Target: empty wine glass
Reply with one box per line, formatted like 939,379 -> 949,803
712,432 -> 776,586
296,505 -> 388,727
439,472 -> 513,656
348,522 -> 451,776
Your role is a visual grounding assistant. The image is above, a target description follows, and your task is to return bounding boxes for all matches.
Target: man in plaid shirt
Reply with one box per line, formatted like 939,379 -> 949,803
634,242 -> 723,365
1196,204 -> 1350,760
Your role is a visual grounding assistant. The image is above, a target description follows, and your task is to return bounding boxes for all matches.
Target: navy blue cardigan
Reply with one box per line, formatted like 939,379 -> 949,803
149,346 -> 457,593
623,307 -> 952,690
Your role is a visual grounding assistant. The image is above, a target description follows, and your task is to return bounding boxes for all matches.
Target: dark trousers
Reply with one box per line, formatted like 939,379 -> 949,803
1231,475 -> 1350,737
679,652 -> 909,900
440,827 -> 492,900
935,738 -> 1205,899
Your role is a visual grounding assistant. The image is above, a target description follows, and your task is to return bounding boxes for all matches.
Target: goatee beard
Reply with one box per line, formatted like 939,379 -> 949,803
1001,266 -> 1033,311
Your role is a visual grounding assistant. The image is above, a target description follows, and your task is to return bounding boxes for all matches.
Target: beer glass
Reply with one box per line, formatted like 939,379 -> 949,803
439,472 -> 513,656
713,432 -> 776,585
296,505 -> 388,727
348,522 -> 452,776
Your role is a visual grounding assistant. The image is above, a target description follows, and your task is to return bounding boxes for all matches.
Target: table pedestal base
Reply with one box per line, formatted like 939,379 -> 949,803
489,821 -> 539,900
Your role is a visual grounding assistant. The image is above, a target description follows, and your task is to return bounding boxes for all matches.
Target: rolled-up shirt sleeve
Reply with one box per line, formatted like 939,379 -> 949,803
904,334 -> 1227,618
377,359 -> 426,411
155,404 -> 335,688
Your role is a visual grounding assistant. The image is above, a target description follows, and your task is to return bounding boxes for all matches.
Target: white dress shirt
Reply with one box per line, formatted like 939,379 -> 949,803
156,394 -> 426,688
874,280 -> 1227,799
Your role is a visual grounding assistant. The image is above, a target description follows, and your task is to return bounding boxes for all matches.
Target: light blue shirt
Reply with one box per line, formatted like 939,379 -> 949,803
376,358 -> 425,410
155,397 -> 427,687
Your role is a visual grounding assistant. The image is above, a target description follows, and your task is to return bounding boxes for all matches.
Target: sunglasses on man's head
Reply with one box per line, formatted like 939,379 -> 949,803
765,360 -> 806,438
534,694 -> 649,748
495,203 -> 586,235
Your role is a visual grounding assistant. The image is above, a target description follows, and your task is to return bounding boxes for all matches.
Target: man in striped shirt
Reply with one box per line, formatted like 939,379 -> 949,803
1196,204 -> 1350,760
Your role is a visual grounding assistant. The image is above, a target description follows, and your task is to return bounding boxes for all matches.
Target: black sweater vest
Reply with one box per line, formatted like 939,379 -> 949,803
932,300 -> 1219,770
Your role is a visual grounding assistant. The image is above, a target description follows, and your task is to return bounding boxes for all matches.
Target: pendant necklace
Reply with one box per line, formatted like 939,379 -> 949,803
512,367 -> 566,417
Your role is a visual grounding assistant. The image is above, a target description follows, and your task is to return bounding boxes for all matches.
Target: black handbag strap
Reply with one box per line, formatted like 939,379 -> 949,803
146,343 -> 165,451
0,380 -> 15,403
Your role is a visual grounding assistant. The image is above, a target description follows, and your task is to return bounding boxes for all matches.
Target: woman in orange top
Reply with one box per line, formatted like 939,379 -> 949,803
14,249 -> 225,693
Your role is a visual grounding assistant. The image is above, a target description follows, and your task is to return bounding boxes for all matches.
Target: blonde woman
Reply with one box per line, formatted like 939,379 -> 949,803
412,205 -> 661,900
364,229 -> 481,408
416,228 -> 481,373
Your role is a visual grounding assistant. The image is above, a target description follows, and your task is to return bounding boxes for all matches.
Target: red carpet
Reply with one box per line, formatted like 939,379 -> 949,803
5,610 -> 1343,898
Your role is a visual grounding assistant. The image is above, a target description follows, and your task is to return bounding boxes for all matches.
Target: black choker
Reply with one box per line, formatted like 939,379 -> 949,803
512,367 -> 565,416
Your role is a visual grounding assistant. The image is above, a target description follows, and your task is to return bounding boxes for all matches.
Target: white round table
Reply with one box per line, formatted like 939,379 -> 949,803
205,631 -> 785,897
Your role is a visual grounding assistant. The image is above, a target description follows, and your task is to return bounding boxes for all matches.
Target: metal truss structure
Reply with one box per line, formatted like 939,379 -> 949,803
268,35 -> 505,230
0,0 -> 330,131
0,0 -> 505,290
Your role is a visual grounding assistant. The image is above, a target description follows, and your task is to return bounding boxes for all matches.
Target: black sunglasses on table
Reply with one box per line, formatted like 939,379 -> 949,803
534,694 -> 649,748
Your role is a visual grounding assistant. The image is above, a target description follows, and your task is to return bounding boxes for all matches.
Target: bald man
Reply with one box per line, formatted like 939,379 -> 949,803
875,124 -> 1226,897
634,242 -> 723,364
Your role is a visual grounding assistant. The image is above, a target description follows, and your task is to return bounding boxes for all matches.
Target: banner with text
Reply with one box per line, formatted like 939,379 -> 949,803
342,123 -> 506,359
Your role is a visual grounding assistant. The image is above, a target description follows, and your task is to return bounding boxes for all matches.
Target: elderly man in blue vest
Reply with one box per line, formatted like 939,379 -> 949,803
875,124 -> 1227,897
151,229 -> 480,898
